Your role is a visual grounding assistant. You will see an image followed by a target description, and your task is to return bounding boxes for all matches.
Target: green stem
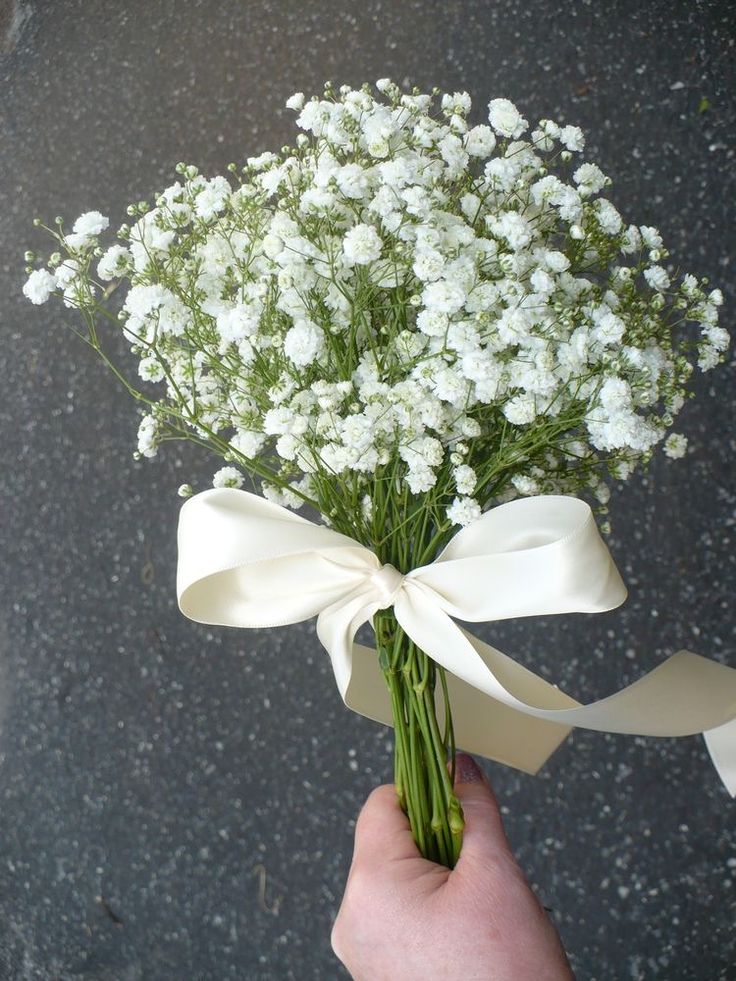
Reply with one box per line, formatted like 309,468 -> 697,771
374,610 -> 465,868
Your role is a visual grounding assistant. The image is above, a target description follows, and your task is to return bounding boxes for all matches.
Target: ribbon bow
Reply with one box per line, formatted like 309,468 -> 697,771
177,488 -> 736,795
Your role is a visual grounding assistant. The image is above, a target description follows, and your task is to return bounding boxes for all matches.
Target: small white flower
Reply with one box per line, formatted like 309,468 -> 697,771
261,481 -> 300,508
594,199 -> 623,235
442,90 -> 472,114
72,211 -> 109,237
212,466 -> 244,489
639,226 -> 663,250
342,223 -> 383,265
231,429 -> 267,457
97,245 -> 131,281
405,466 -> 438,494
465,124 -> 496,157
489,212 -> 532,252
216,304 -> 259,346
399,435 -> 444,470
438,133 -> 469,176
573,162 -> 607,196
194,176 -> 231,220
487,98 -> 528,139
599,376 -> 632,411
544,250 -> 570,273
643,265 -> 670,292
124,283 -> 167,319
23,268 -> 57,304
697,344 -> 720,371
360,493 -> 373,522
413,248 -> 445,282
177,483 -> 194,498
511,473 -> 540,496
461,418 -> 481,438
136,414 -> 159,458
248,151 -> 279,171
559,125 -> 585,152
594,481 -> 611,504
663,432 -> 688,459
421,279 -> 466,315
702,324 -> 729,352
453,464 -> 477,494
138,356 -> 165,382
620,225 -> 643,254
446,495 -> 482,527
129,209 -> 175,271
283,319 -> 325,367
286,92 -> 305,111
416,308 -> 449,337
53,258 -> 80,288
592,310 -> 625,346
531,268 -> 554,294
503,392 -> 538,425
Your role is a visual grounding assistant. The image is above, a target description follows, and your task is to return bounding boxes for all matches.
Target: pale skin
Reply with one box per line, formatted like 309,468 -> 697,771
331,753 -> 574,981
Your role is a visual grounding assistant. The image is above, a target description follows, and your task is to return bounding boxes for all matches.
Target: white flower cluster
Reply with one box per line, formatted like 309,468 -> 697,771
25,81 -> 729,533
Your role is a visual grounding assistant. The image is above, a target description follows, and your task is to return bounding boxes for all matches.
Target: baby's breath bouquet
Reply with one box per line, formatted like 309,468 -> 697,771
24,80 -> 729,868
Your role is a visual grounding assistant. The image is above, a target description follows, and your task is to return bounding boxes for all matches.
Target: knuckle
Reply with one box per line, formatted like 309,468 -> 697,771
357,784 -> 397,827
330,910 -> 353,965
329,918 -> 343,957
364,783 -> 396,809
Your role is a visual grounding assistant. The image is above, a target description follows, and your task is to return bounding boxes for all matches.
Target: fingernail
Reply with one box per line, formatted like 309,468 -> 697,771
454,752 -> 484,783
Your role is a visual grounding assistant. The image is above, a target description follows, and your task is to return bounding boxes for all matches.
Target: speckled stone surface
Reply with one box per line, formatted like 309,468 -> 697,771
1,1 -> 734,978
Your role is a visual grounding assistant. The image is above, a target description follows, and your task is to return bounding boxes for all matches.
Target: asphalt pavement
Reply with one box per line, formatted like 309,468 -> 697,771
1,1 -> 734,977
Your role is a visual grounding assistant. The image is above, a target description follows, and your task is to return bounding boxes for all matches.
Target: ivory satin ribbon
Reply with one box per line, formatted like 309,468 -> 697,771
176,488 -> 736,795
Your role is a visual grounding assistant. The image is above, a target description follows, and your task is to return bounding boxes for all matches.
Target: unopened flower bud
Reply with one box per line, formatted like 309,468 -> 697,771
448,797 -> 465,835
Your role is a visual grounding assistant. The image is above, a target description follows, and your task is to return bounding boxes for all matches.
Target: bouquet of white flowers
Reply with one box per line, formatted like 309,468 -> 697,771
24,80 -> 734,868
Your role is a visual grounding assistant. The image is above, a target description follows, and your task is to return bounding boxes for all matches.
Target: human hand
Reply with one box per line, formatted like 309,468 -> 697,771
331,753 -> 573,981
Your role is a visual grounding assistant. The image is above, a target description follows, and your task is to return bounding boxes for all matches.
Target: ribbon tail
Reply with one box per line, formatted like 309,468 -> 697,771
316,582 -> 386,701
704,719 -> 736,798
319,591 -> 577,774
342,638 -> 575,775
392,583 -> 736,793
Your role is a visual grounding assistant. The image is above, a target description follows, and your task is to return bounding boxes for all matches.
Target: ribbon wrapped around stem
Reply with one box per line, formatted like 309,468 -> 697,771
177,488 -> 736,796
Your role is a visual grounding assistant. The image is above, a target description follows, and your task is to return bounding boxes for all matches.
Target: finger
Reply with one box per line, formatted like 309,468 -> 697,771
350,783 -> 422,869
451,753 -> 514,871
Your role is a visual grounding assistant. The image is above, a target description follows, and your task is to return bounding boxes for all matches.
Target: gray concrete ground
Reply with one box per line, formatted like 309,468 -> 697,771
1,0 -> 735,977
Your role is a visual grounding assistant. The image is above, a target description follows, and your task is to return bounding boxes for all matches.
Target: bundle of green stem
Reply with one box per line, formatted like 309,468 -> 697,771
316,459 -> 466,868
374,608 -> 464,867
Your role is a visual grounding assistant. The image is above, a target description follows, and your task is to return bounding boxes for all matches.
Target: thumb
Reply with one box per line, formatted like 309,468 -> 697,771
451,752 -> 514,872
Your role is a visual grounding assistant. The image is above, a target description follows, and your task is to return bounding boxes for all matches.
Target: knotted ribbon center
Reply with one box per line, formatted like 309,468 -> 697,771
369,563 -> 405,610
